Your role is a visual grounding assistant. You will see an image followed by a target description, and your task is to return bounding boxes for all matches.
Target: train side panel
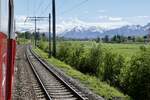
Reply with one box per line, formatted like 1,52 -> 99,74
6,0 -> 15,99
0,33 -> 7,100
0,0 -> 9,99
0,0 -> 15,99
6,39 -> 16,100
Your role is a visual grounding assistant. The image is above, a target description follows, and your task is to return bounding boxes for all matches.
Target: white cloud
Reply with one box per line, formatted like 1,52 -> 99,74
16,15 -> 150,34
97,10 -> 107,13
108,17 -> 123,21
15,15 -> 50,32
125,16 -> 150,25
98,16 -> 123,21
15,15 -> 131,33
135,16 -> 149,18
56,17 -> 131,34
99,16 -> 108,19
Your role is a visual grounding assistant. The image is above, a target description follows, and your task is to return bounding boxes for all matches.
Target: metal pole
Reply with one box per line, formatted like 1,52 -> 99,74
24,32 -> 26,44
37,28 -> 40,41
49,13 -> 52,58
52,0 -> 56,57
35,16 -> 37,48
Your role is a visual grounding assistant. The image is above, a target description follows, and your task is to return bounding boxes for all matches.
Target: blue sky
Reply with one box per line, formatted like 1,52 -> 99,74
14,0 -> 150,32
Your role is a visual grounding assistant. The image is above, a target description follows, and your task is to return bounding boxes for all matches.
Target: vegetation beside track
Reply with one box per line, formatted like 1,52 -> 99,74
36,41 -> 150,100
17,38 -> 31,45
17,36 -> 150,100
33,47 -> 128,100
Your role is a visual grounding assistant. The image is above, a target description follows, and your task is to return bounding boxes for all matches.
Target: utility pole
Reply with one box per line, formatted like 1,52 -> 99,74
49,13 -> 52,58
37,28 -> 40,42
52,0 -> 56,57
35,17 -> 37,48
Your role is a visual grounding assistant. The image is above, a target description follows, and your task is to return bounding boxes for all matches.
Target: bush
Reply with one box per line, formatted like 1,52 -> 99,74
67,44 -> 85,70
38,40 -> 49,52
103,51 -> 116,83
103,51 -> 125,86
56,43 -> 104,76
120,48 -> 150,100
80,44 -> 104,75
56,43 -> 71,63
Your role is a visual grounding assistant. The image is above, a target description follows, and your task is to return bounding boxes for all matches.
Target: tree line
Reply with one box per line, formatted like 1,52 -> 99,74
96,34 -> 150,43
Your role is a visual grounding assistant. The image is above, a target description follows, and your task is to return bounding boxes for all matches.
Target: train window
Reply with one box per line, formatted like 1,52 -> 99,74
0,0 -> 9,36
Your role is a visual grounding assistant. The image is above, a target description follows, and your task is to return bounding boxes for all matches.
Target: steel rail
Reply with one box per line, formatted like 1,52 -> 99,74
26,48 -> 52,100
29,46 -> 85,100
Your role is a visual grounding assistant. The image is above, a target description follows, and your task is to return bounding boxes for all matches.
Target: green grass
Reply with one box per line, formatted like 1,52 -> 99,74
33,47 -> 129,100
17,38 -> 31,45
101,43 -> 150,60
57,41 -> 150,60
36,40 -> 150,60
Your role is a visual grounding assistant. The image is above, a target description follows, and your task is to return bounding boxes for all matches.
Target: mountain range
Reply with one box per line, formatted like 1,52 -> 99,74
60,23 -> 150,39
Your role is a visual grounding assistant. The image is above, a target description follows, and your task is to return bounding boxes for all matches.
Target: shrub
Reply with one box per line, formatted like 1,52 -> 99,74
113,54 -> 125,87
81,43 -> 104,75
38,40 -> 49,52
103,51 -> 116,83
139,45 -> 146,51
56,43 -> 72,63
120,48 -> 150,100
103,51 -> 125,86
68,44 -> 85,70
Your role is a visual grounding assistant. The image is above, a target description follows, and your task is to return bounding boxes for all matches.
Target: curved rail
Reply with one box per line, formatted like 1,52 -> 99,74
27,46 -> 86,100
26,48 -> 52,100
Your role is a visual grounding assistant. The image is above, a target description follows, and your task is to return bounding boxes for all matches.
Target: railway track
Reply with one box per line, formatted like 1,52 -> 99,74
26,46 -> 87,100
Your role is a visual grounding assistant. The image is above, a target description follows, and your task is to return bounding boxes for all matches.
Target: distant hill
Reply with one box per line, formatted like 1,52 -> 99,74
60,23 -> 150,39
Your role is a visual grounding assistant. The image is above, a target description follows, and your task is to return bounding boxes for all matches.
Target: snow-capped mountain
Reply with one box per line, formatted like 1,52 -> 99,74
61,26 -> 104,39
60,23 -> 150,39
103,25 -> 146,37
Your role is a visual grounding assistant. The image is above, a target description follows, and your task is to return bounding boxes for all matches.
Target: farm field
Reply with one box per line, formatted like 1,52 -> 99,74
38,40 -> 150,61
56,41 -> 150,59
102,43 -> 150,59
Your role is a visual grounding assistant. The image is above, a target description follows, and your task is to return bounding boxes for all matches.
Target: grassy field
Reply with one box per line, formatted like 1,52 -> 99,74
102,43 -> 150,59
57,41 -> 150,60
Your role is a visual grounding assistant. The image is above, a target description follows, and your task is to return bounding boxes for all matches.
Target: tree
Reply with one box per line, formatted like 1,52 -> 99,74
143,35 -> 147,43
103,35 -> 109,43
95,37 -> 101,43
24,31 -> 31,39
41,33 -> 47,41
136,36 -> 144,42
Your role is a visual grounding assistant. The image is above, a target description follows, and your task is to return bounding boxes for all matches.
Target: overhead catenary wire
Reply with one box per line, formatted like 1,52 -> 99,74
27,0 -> 29,16
35,0 -> 46,16
39,1 -> 51,16
60,0 -> 89,15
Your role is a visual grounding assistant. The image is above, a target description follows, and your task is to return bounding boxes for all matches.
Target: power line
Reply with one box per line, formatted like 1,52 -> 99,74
35,0 -> 46,16
60,0 -> 89,15
27,0 -> 29,16
39,1 -> 51,16
33,0 -> 38,16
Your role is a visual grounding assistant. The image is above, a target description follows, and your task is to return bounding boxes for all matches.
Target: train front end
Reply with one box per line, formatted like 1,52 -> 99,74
0,0 -> 15,100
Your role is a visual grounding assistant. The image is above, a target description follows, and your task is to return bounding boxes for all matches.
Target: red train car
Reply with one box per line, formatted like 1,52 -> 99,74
0,0 -> 15,100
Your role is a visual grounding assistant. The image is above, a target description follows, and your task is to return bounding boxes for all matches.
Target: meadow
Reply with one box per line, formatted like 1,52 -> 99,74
57,41 -> 150,59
